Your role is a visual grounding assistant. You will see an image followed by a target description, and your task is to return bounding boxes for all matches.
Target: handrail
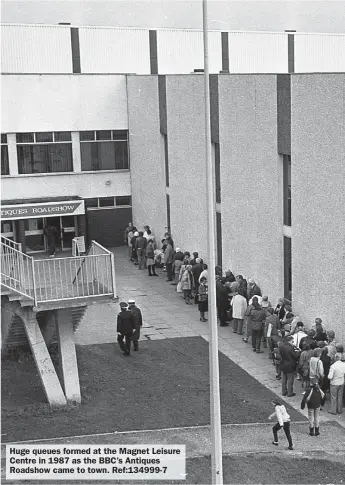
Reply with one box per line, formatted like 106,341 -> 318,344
90,240 -> 112,255
0,235 -> 22,252
0,239 -> 35,300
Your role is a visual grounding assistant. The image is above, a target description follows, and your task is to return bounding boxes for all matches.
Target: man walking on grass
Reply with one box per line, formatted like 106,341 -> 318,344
117,302 -> 136,356
128,299 -> 143,351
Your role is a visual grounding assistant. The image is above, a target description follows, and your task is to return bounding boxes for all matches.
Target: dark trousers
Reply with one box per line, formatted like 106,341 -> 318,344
194,282 -> 199,303
218,307 -> 228,326
117,332 -> 133,354
166,263 -> 173,280
47,236 -> 56,255
282,371 -> 295,396
273,421 -> 293,447
132,327 -> 141,350
148,264 -> 157,275
252,328 -> 263,351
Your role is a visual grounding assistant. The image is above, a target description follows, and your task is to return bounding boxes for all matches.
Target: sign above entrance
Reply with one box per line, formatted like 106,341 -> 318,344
1,200 -> 85,220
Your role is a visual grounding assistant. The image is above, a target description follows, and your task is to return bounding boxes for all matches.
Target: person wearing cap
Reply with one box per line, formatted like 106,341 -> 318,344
117,302 -> 136,356
225,269 -> 235,283
279,335 -> 300,397
268,399 -> 294,450
247,278 -> 262,301
301,378 -> 326,436
128,299 -> 143,351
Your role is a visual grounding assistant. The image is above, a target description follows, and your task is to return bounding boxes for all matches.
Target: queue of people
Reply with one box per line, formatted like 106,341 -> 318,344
122,222 -> 345,430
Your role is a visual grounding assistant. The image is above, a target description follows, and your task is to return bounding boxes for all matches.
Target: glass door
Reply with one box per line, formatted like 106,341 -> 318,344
25,218 -> 45,253
61,215 -> 76,251
1,220 -> 15,241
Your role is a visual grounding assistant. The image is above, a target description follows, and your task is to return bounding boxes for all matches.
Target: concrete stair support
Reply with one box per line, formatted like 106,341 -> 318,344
15,307 -> 67,407
56,308 -> 81,404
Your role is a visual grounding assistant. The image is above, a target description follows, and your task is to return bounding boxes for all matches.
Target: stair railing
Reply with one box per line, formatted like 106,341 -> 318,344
0,238 -> 36,304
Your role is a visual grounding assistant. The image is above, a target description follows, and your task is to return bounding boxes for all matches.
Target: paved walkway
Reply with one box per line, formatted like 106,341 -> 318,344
75,247 -> 345,428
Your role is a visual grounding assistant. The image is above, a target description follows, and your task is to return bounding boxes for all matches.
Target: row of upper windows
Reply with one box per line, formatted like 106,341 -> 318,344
1,131 -> 129,175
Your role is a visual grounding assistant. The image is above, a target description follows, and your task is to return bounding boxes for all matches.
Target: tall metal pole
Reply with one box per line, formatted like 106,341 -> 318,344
202,0 -> 223,483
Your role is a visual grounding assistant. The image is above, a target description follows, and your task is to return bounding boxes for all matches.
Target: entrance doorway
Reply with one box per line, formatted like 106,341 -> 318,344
25,216 -> 77,254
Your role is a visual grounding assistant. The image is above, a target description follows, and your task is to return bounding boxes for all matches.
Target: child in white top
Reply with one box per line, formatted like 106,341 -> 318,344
268,399 -> 294,450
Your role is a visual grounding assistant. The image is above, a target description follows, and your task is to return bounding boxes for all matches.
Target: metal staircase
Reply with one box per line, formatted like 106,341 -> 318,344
1,235 -> 118,406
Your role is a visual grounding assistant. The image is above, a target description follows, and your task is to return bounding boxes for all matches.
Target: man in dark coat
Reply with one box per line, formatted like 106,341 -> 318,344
247,278 -> 262,300
191,258 -> 204,304
190,252 -> 203,266
216,278 -> 230,326
280,336 -> 300,397
44,222 -> 58,257
299,329 -> 318,351
247,296 -> 267,352
236,275 -> 248,300
117,302 -> 136,356
128,299 -> 143,351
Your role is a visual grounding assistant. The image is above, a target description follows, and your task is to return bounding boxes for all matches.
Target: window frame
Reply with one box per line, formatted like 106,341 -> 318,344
1,134 -> 9,175
80,130 -> 129,172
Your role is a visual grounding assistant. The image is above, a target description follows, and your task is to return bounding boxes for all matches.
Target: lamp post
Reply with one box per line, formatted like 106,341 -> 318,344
202,0 -> 223,483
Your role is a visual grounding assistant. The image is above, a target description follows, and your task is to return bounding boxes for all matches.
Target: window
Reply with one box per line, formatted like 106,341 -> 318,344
99,197 -> 115,207
214,142 -> 221,203
166,193 -> 171,233
16,132 -> 73,174
85,197 -> 132,209
1,134 -> 9,175
284,236 -> 292,301
115,196 -> 131,206
283,155 -> 291,226
80,130 -> 129,171
163,135 -> 169,187
216,211 -> 222,267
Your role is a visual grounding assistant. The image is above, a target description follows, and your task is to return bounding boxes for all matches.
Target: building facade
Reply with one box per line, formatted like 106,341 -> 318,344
1,24 -> 344,342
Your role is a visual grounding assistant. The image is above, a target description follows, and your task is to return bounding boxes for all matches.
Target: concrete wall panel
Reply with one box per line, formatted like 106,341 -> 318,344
291,74 -> 345,343
1,75 -> 128,133
219,75 -> 284,303
165,75 -> 208,258
127,76 -> 167,239
1,171 -> 131,201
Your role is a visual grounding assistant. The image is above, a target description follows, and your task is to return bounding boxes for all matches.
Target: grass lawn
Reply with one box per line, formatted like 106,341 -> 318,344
2,337 -> 304,442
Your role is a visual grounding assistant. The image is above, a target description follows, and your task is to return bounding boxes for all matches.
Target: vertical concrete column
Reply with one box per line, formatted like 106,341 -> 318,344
285,30 -> 296,74
7,133 -> 18,176
16,220 -> 26,253
149,30 -> 158,74
56,307 -> 81,404
20,307 -> 67,406
221,32 -> 229,73
72,131 -> 81,172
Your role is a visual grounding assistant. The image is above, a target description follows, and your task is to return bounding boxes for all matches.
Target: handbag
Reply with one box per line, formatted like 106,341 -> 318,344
176,281 -> 182,293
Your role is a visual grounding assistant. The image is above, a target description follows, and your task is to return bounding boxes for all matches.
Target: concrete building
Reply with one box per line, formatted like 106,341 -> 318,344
1,24 -> 344,342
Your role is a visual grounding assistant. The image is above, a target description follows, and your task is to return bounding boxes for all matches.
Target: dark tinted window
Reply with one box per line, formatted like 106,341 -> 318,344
80,131 -> 95,141
116,196 -> 131,206
1,134 -> 7,144
96,130 -> 112,141
99,197 -> 115,207
16,133 -> 34,143
112,130 -> 128,141
54,132 -> 72,142
36,132 -> 53,143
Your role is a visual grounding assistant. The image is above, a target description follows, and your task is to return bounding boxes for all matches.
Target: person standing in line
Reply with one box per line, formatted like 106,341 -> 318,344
198,276 -> 208,322
164,237 -> 174,282
190,252 -> 203,266
264,307 -> 281,358
180,264 -> 194,304
319,344 -> 332,394
225,269 -> 236,283
328,353 -> 345,415
268,399 -> 294,450
199,264 -> 208,284
236,275 -> 248,300
135,231 -> 148,270
124,222 -> 133,245
247,296 -> 267,353
301,378 -> 325,436
279,336 -> 300,397
231,289 -> 247,334
127,226 -> 136,260
131,231 -> 139,265
191,258 -> 204,303
247,278 -> 262,300
274,298 -> 286,321
128,299 -> 143,351
309,348 -> 324,385
117,302 -> 136,356
325,330 -> 337,363
146,239 -> 158,276
216,277 -> 230,327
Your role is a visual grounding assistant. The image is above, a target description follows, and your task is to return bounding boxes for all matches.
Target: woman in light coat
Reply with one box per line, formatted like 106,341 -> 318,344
180,264 -> 194,304
231,289 -> 247,334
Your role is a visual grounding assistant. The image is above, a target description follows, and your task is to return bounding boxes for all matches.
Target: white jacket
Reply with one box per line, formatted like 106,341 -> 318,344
328,361 -> 345,386
269,405 -> 290,426
231,294 -> 247,319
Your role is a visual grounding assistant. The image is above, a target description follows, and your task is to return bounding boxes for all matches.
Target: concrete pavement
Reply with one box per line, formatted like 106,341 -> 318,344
74,247 -> 345,429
